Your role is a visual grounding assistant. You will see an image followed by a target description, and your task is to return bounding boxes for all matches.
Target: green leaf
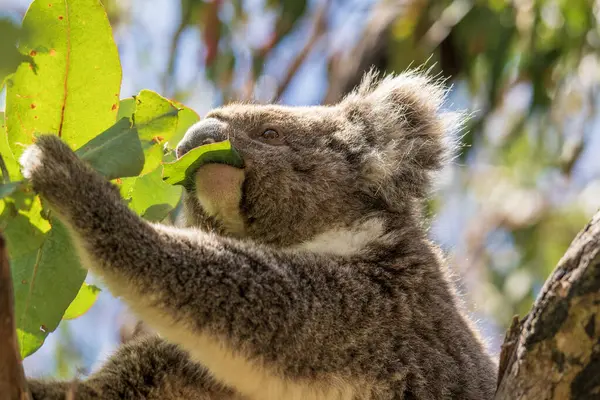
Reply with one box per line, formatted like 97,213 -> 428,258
139,143 -> 165,176
0,181 -> 24,199
75,118 -> 144,180
5,214 -> 86,358
134,90 -> 179,142
116,97 -> 136,121
19,195 -> 51,233
133,90 -> 181,174
162,140 -> 244,188
128,168 -> 182,222
0,112 -> 21,182
1,201 -> 48,259
116,176 -> 137,198
62,283 -> 101,320
5,0 -> 122,159
166,103 -> 200,150
0,19 -> 33,85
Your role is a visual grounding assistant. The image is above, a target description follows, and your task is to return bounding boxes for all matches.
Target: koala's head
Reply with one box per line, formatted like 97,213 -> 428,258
176,71 -> 461,250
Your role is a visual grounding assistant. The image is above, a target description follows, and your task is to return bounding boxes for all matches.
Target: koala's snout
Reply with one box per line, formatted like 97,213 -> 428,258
176,118 -> 228,158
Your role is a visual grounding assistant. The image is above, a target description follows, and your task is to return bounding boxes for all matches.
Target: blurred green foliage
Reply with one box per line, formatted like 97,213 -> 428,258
380,0 -> 598,325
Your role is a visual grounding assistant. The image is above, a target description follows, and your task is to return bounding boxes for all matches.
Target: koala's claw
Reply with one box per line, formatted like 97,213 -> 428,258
19,143 -> 44,180
16,135 -> 83,201
18,135 -> 79,181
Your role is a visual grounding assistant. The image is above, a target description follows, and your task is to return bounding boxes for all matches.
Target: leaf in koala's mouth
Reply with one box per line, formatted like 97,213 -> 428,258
161,140 -> 243,189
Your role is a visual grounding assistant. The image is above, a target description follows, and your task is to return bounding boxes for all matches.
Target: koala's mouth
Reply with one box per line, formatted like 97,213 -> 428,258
194,162 -> 247,236
163,140 -> 244,191
182,140 -> 244,171
168,140 -> 247,236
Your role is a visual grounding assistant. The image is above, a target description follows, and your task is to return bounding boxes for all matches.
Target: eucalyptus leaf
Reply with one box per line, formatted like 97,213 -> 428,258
167,102 -> 200,150
128,168 -> 182,222
134,90 -> 180,142
62,283 -> 101,320
5,0 -> 122,158
7,215 -> 86,358
75,118 -> 144,180
14,195 -> 50,235
0,181 -> 24,199
117,97 -> 136,121
2,0 -> 121,358
0,111 -> 21,182
162,140 -> 244,188
132,90 -> 181,174
0,19 -> 32,85
1,202 -> 47,259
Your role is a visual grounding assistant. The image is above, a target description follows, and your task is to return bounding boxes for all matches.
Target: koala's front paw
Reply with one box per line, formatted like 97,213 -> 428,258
18,135 -> 85,205
18,135 -> 123,220
19,143 -> 45,180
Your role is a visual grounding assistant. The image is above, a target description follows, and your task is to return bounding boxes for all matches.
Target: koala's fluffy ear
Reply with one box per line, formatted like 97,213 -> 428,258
339,69 -> 464,202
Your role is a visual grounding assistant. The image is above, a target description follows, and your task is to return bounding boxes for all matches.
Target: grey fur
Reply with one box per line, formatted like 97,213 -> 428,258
22,71 -> 496,400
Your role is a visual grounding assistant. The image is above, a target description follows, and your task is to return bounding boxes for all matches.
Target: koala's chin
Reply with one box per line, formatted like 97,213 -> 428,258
194,163 -> 247,237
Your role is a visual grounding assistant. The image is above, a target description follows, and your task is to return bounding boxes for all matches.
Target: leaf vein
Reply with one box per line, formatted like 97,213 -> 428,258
57,0 -> 72,138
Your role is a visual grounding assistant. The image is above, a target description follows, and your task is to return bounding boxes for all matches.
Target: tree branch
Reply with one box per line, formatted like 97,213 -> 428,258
0,231 -> 29,400
272,0 -> 331,102
161,1 -> 194,96
495,209 -> 600,399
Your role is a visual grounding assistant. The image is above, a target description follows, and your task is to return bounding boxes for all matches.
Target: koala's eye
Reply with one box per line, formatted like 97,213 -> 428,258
257,129 -> 285,146
262,129 -> 279,140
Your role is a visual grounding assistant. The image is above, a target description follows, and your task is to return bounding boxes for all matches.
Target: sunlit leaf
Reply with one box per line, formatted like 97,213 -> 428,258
16,329 -> 42,361
6,215 -> 86,358
2,0 -> 120,358
5,0 -> 122,159
19,195 -> 50,234
0,112 -> 21,182
128,168 -> 182,222
117,97 -> 136,121
134,90 -> 179,142
116,176 -> 137,199
62,283 -> 101,320
1,204 -> 47,258
167,101 -> 200,150
133,90 -> 180,174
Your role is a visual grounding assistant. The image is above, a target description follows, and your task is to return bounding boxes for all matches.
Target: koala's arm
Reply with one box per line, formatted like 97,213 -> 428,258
21,136 -> 387,385
28,336 -> 238,400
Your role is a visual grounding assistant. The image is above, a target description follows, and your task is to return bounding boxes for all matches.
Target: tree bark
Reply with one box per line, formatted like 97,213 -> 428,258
495,210 -> 600,399
0,231 -> 30,400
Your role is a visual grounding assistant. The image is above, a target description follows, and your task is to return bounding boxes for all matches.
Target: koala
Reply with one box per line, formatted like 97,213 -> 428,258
21,71 -> 497,400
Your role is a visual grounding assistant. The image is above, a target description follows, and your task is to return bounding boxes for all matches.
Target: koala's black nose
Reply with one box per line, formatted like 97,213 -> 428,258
176,118 -> 228,158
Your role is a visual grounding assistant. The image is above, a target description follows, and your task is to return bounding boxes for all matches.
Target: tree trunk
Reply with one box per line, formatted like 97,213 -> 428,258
495,210 -> 600,399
